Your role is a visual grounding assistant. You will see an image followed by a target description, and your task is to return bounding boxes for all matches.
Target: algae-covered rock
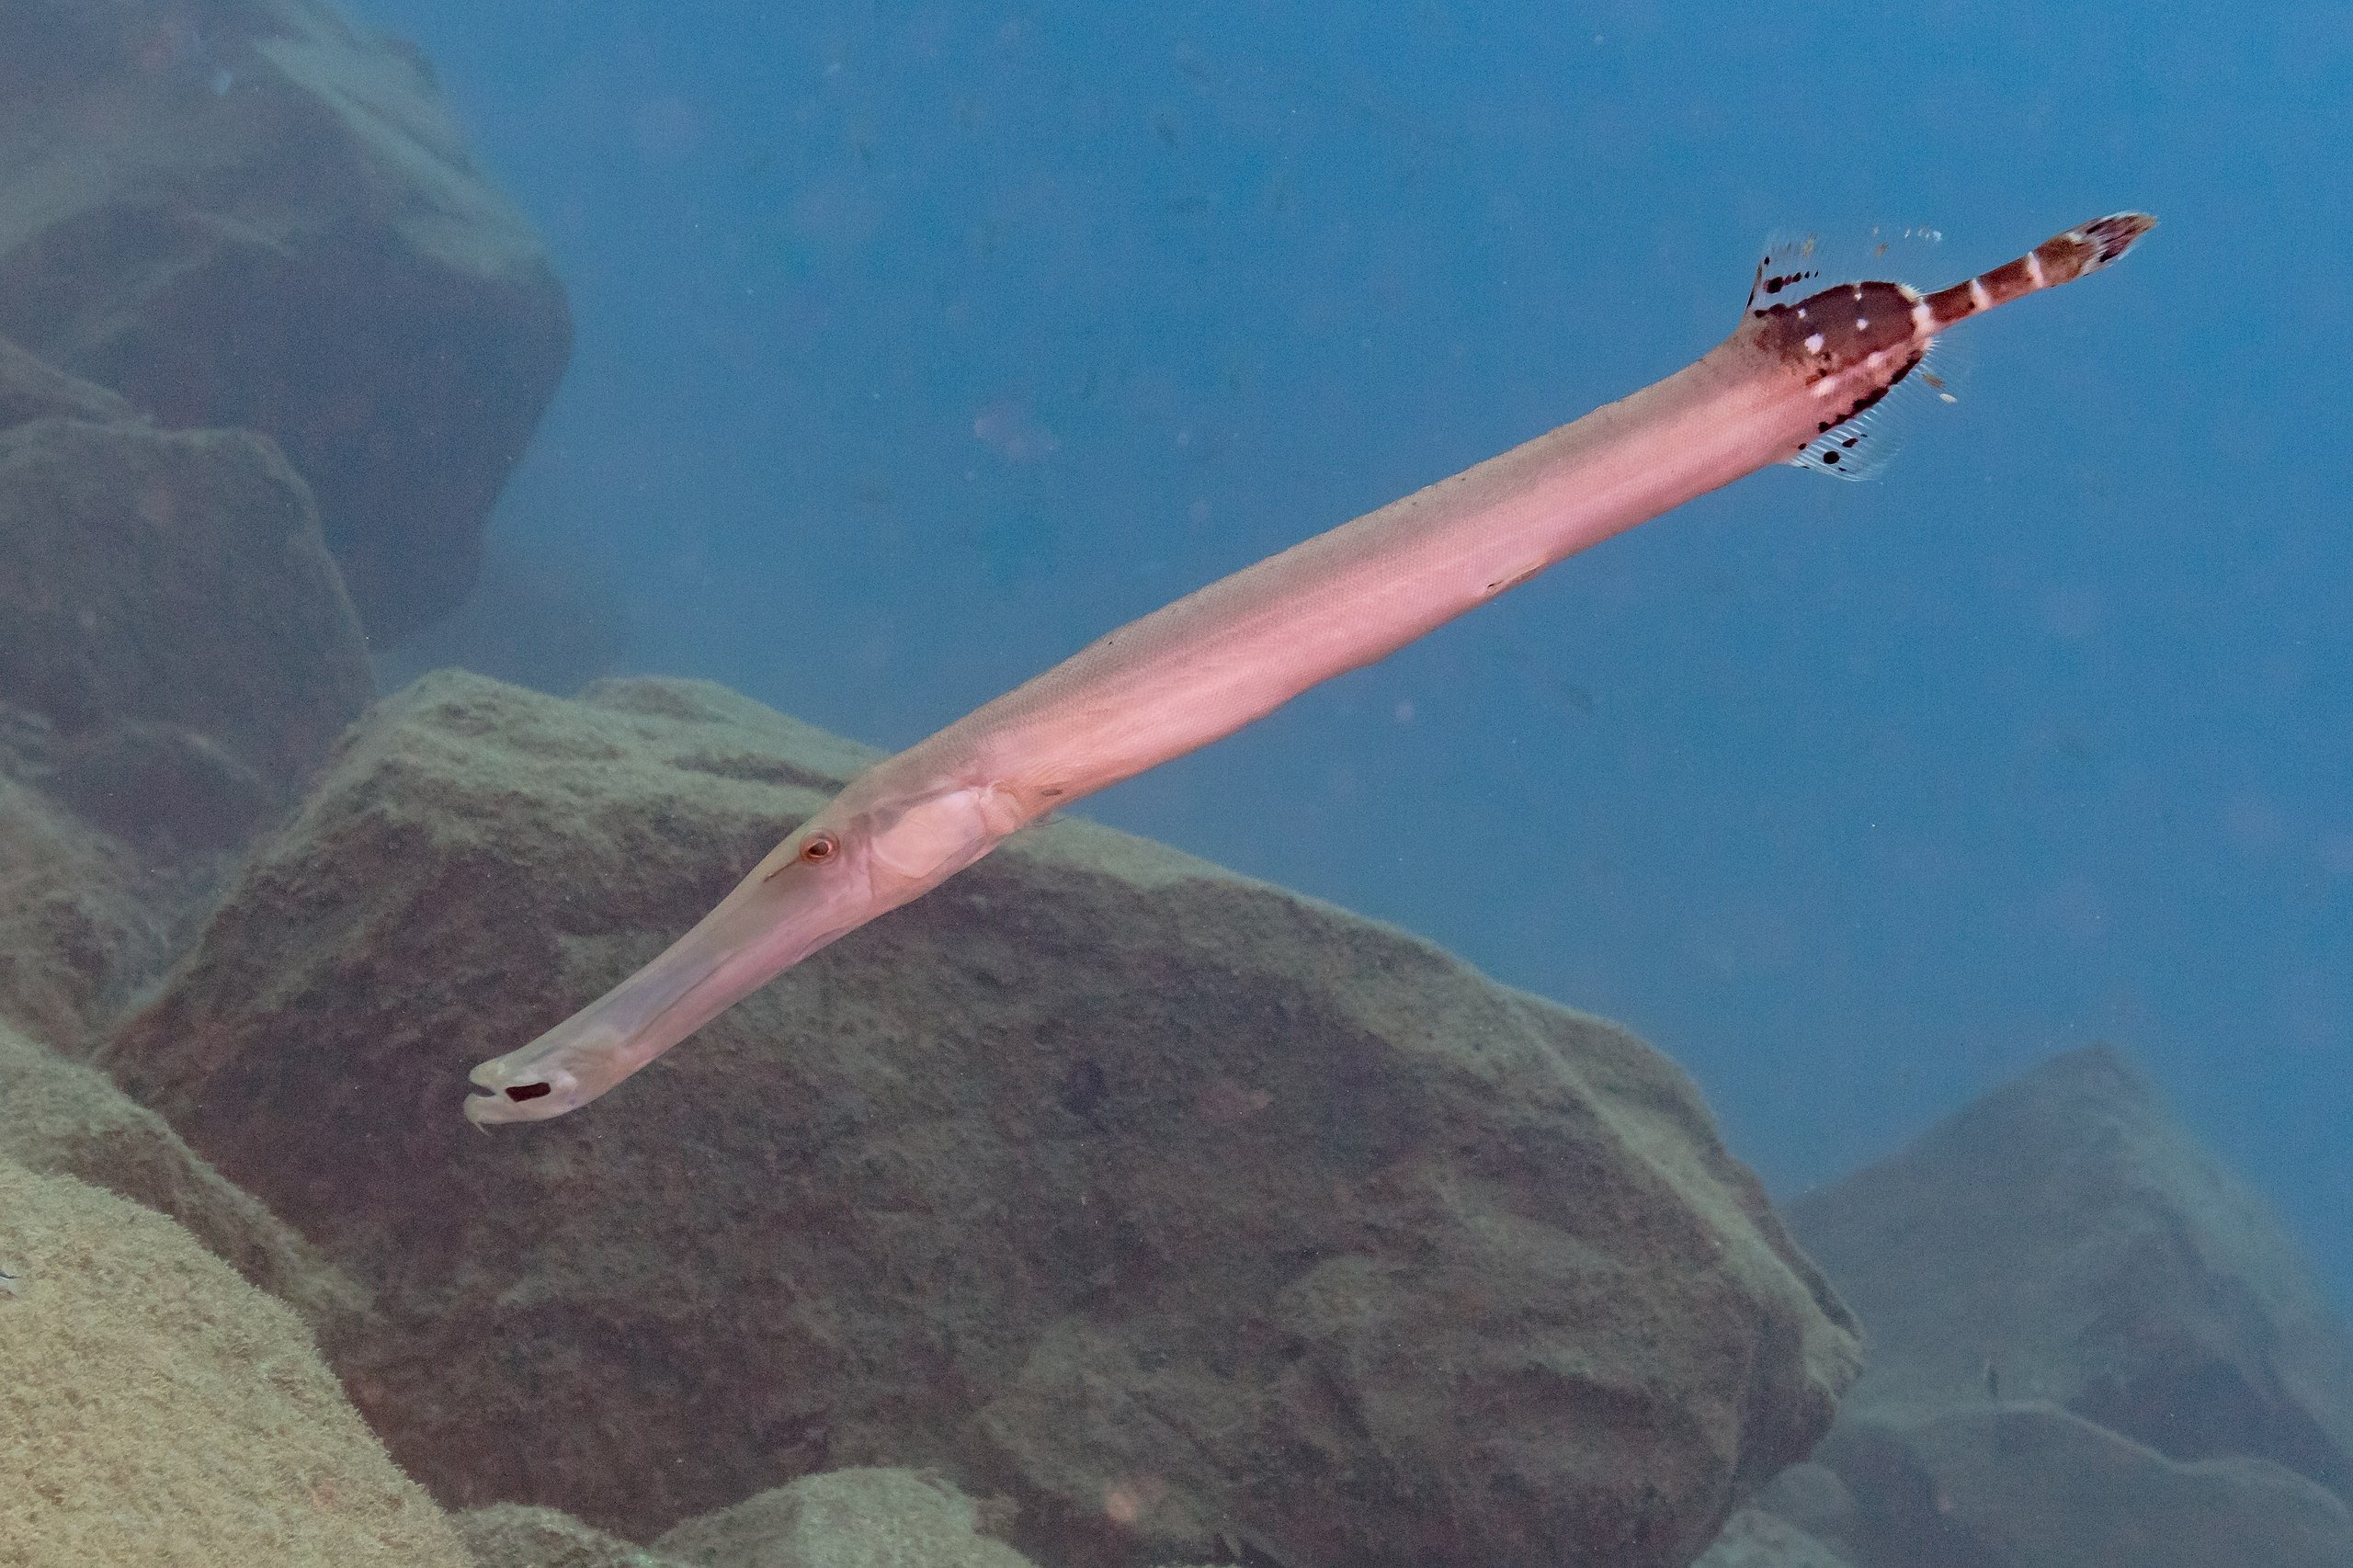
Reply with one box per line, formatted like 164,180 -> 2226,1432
0,1018 -> 361,1323
457,1503 -> 692,1568
456,1472 -> 1041,1568
106,669 -> 1857,1568
0,1159 -> 468,1566
0,771 -> 173,1050
654,1469 -> 1035,1568
0,0 -> 573,641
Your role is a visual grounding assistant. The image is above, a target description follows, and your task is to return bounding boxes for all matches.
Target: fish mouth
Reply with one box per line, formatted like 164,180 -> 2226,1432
463,1057 -> 585,1127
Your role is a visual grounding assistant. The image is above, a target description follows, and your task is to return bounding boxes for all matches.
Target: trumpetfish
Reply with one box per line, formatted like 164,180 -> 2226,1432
466,211 -> 2154,1126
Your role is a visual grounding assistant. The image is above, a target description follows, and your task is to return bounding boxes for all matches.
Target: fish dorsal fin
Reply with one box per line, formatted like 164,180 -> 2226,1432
1746,232 -> 1831,315
1745,223 -> 1945,319
1747,223 -> 1957,482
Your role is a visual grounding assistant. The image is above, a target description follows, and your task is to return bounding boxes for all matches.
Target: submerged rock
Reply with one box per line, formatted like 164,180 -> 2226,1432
0,772 -> 173,1051
105,670 -> 1858,1568
456,1504 -> 694,1568
0,0 -> 573,642
1781,1045 -> 2353,1566
0,332 -> 370,1045
0,1159 -> 469,1566
0,397 -> 373,829
1691,1505 -> 1859,1568
653,1469 -> 1034,1568
0,1018 -> 361,1323
1816,1403 -> 2353,1568
1789,1045 -> 2353,1493
0,335 -> 135,429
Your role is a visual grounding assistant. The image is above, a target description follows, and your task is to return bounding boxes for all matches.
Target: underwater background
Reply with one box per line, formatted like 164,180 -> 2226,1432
358,0 -> 2352,1301
7,1 -> 2353,1562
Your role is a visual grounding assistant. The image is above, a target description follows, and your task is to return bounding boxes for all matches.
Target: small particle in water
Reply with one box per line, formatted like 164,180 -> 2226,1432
0,1265 -> 18,1297
972,399 -> 1059,462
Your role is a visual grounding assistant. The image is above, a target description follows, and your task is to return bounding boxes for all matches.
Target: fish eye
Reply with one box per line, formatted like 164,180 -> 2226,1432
799,832 -> 839,863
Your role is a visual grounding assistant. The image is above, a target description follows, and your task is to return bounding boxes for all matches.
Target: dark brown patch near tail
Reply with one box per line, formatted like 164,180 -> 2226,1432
1752,279 -> 1921,380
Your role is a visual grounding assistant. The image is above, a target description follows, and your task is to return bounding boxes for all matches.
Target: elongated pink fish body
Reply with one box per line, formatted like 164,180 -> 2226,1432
467,212 -> 2154,1126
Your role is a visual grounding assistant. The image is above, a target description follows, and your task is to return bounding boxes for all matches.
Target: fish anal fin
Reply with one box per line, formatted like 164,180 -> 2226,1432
1789,334 -> 1963,482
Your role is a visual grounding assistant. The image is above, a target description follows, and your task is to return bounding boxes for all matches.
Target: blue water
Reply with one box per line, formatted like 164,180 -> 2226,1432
359,1 -> 2353,1296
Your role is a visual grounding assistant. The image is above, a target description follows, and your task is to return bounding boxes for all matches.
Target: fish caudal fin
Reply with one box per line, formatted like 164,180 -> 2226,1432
1917,212 -> 2156,333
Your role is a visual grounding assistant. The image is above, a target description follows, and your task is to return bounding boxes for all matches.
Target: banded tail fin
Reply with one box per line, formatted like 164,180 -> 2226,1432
1917,212 -> 2156,333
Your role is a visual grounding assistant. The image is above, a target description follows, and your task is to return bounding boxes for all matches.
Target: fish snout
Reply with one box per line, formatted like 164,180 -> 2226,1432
463,1055 -> 584,1127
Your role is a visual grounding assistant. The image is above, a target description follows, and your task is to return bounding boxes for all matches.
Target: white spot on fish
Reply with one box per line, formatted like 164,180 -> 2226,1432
1803,332 -> 1825,353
